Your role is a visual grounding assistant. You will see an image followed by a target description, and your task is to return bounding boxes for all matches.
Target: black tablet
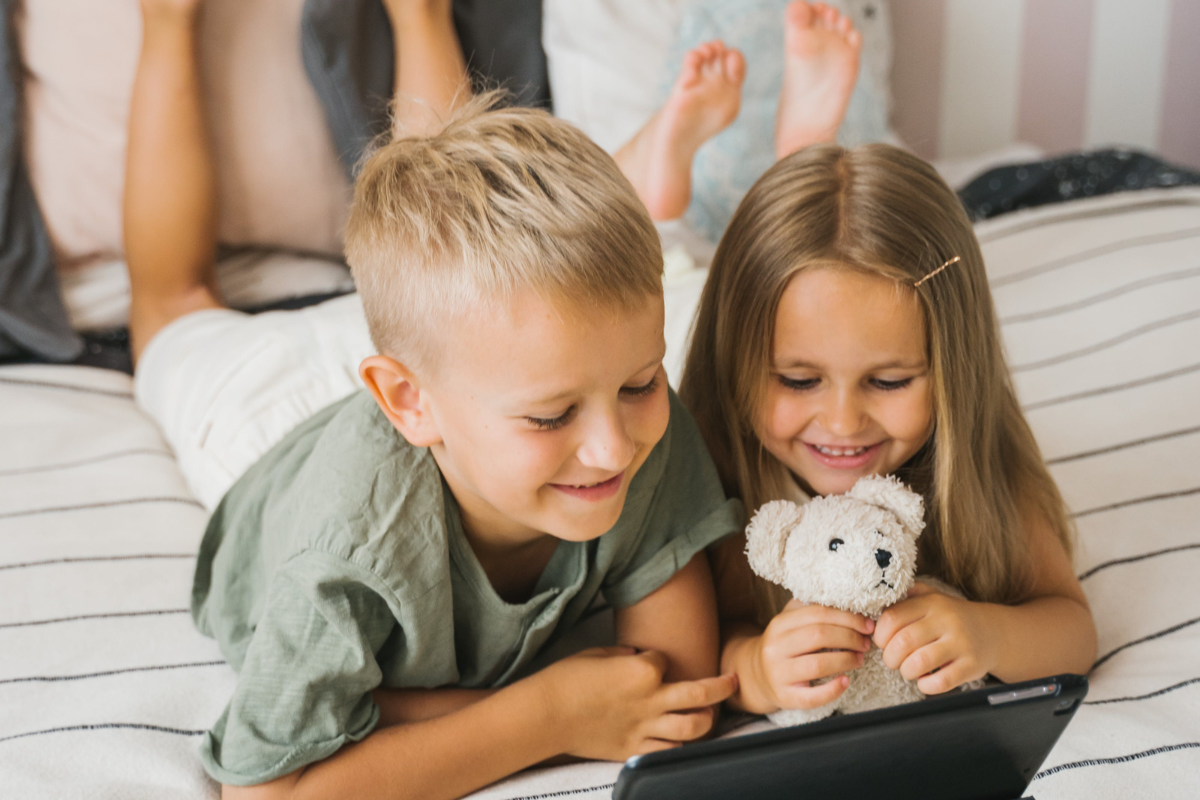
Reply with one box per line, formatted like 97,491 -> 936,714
613,674 -> 1087,800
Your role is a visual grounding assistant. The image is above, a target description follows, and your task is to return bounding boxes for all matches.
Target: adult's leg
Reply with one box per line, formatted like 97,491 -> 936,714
383,0 -> 472,137
124,0 -> 222,362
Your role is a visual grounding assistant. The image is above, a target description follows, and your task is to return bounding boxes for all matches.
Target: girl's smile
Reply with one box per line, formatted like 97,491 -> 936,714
760,267 -> 934,497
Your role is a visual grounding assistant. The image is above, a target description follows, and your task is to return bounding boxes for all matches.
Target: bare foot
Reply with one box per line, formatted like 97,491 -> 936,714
616,41 -> 745,221
775,1 -> 862,160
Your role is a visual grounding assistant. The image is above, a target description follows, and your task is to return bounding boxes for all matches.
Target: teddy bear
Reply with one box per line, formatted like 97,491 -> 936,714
745,474 -> 979,727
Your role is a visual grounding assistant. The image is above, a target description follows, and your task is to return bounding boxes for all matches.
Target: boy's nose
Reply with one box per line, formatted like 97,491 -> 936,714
577,410 -> 636,471
875,549 -> 892,569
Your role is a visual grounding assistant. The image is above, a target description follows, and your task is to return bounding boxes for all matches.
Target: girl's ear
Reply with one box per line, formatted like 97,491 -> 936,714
744,500 -> 805,585
848,475 -> 926,539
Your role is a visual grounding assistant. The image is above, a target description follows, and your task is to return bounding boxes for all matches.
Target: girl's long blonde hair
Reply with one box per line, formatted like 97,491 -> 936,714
680,144 -> 1072,622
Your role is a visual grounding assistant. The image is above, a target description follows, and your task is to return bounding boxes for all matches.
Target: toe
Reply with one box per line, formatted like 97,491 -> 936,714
724,49 -> 746,84
786,0 -> 815,29
848,28 -> 862,49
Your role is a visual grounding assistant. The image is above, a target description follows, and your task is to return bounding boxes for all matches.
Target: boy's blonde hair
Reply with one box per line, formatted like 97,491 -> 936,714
680,143 -> 1073,621
345,94 -> 663,368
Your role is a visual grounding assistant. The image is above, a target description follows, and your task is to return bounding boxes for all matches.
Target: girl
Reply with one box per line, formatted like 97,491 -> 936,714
680,143 -> 1098,716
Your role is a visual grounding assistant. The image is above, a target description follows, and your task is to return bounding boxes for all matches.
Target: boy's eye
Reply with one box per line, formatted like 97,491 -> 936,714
870,377 -> 914,391
620,374 -> 660,399
778,375 -> 820,391
526,405 -> 576,431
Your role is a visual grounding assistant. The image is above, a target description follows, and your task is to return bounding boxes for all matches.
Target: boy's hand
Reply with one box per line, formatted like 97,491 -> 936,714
874,583 -> 995,694
750,601 -> 874,713
537,646 -> 737,761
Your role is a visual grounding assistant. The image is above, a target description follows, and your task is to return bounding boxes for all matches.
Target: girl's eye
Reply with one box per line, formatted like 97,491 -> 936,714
620,375 -> 660,399
526,406 -> 576,431
829,538 -> 844,551
778,375 -> 820,391
870,377 -> 914,391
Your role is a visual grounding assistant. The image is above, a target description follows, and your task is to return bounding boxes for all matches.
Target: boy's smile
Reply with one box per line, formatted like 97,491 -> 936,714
393,289 -> 670,555
760,267 -> 934,497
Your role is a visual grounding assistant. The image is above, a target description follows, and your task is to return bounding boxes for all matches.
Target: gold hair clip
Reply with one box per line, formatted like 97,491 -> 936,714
913,256 -> 961,288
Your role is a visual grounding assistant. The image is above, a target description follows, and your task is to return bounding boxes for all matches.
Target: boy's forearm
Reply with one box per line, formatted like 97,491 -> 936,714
226,677 -> 560,800
981,596 -> 1097,682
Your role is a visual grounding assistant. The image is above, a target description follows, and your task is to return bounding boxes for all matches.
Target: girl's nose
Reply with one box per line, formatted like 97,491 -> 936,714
823,389 -> 867,436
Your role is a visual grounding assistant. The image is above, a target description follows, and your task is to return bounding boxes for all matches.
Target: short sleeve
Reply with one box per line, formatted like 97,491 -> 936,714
601,392 -> 744,608
201,552 -> 398,786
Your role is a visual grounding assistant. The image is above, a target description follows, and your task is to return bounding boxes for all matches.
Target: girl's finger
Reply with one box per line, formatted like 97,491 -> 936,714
776,603 -> 875,635
906,582 -> 937,598
778,650 -> 862,685
916,660 -> 982,696
771,623 -> 872,659
644,708 -> 716,742
898,639 -> 955,683
776,675 -> 849,710
880,616 -> 940,671
873,598 -> 931,649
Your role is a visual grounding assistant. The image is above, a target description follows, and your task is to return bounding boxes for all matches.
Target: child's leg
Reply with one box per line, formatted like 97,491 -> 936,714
383,0 -> 472,136
614,42 -> 745,222
124,0 -> 223,362
774,1 -> 862,160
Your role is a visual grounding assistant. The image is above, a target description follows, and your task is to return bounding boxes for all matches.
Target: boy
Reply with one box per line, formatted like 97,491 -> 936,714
126,2 -> 741,798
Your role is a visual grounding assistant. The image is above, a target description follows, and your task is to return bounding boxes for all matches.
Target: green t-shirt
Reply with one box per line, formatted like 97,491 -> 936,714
191,388 -> 742,785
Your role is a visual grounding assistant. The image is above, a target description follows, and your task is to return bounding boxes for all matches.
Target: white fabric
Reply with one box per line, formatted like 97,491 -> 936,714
2,188 -> 1200,797
134,294 -> 373,510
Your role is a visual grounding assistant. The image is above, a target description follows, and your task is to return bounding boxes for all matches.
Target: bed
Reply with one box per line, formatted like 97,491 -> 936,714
3,184 -> 1199,798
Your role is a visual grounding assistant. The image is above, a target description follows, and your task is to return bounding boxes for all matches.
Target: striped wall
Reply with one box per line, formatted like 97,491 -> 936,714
890,0 -> 1200,169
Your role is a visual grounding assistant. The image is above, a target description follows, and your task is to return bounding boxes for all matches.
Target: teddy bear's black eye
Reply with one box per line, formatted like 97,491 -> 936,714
829,538 -> 843,551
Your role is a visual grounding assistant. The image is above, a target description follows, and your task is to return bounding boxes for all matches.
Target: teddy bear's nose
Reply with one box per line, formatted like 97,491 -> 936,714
875,549 -> 892,569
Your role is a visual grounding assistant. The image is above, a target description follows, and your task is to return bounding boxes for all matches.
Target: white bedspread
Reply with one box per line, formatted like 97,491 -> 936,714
2,188 -> 1198,798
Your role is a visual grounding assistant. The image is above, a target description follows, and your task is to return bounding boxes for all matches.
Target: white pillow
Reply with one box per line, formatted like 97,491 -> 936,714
543,0 -> 895,241
20,0 -> 351,275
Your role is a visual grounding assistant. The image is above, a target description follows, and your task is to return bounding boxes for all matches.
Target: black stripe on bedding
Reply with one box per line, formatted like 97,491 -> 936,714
0,448 -> 173,478
976,195 -> 1200,245
1092,615 -> 1200,671
1078,543 -> 1200,581
0,496 -> 203,521
1023,360 -> 1200,411
1010,309 -> 1200,373
989,225 -> 1200,288
0,376 -> 133,399
0,660 -> 225,686
1073,486 -> 1200,519
0,722 -> 205,745
1046,425 -> 1200,465
0,553 -> 195,572
1085,676 -> 1200,706
0,609 -> 189,630
506,785 -> 617,800
1032,741 -> 1200,780
1000,266 -> 1200,325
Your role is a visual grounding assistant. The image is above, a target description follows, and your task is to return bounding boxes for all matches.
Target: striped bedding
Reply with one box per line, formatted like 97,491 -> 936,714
2,187 -> 1198,798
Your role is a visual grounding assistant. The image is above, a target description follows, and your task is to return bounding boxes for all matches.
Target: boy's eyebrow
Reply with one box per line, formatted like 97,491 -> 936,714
525,354 -> 665,405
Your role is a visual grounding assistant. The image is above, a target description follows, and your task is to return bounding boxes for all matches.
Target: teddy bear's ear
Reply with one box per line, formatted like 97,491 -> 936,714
744,500 -> 805,585
847,475 -> 925,539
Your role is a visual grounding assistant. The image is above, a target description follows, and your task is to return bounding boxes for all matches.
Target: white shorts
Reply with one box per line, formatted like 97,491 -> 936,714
134,293 -> 375,510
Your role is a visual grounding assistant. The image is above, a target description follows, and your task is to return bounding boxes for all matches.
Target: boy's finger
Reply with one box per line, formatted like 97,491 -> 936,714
658,674 -> 739,711
776,675 -> 849,710
634,738 -> 681,756
579,646 -> 638,659
645,707 -> 716,743
634,648 -> 669,676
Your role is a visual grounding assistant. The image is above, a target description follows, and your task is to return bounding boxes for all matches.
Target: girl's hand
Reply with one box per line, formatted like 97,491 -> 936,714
873,583 -> 996,694
537,646 -> 738,761
748,601 -> 874,713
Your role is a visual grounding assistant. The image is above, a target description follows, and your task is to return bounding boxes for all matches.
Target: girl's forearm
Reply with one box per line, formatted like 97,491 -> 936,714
373,687 -> 496,726
720,622 -> 774,714
226,676 -> 561,800
980,596 -> 1097,682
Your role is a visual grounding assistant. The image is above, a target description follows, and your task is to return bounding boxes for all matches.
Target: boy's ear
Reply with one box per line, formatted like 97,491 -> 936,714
359,355 -> 442,448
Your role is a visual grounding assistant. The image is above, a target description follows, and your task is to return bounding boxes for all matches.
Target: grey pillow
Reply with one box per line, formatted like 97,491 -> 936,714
0,0 -> 81,362
300,0 -> 551,178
